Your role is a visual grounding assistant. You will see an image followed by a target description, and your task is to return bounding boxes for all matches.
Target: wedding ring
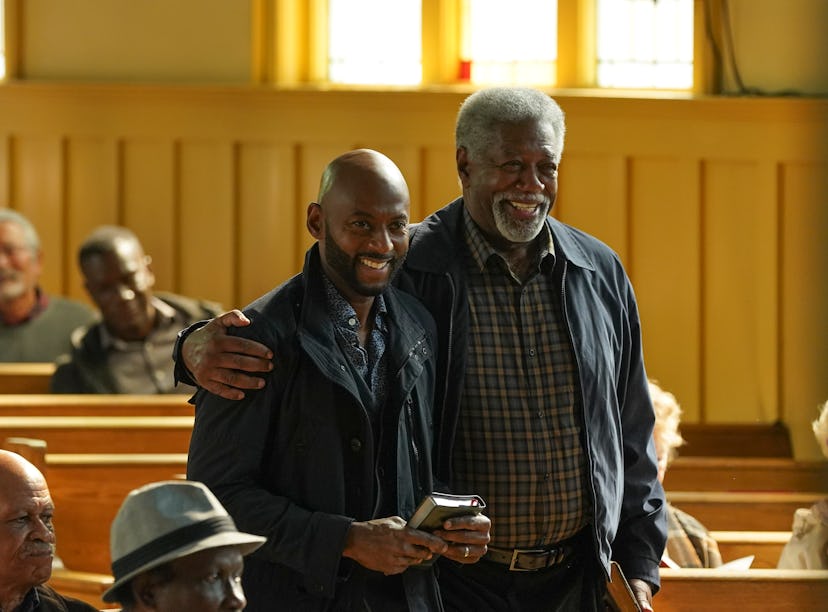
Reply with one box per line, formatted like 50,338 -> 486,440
463,546 -> 470,558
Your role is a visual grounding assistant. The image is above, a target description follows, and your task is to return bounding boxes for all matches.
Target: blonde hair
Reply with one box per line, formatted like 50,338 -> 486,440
650,380 -> 685,466
813,400 -> 828,460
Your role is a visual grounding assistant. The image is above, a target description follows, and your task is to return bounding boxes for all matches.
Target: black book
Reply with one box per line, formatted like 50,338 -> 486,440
407,492 -> 486,567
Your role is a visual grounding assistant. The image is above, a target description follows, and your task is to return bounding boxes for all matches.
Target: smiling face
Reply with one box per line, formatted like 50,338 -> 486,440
0,221 -> 42,307
0,452 -> 56,599
458,119 -> 560,250
308,150 -> 410,304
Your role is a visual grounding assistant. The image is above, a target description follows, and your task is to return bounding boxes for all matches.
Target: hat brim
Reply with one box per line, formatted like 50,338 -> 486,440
102,531 -> 265,602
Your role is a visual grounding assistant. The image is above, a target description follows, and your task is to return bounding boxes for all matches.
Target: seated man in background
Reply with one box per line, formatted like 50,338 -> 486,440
50,225 -> 222,393
0,210 -> 96,362
777,399 -> 828,569
650,380 -> 723,568
101,480 -> 265,611
0,449 -> 98,612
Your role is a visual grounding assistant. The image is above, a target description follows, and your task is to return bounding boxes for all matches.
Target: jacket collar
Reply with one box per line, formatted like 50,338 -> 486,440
407,197 -> 596,273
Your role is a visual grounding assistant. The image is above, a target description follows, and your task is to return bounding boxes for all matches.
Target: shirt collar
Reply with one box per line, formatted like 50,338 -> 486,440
322,273 -> 387,334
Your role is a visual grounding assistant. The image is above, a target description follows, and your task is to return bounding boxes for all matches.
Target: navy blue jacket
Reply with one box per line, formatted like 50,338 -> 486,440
187,245 -> 442,611
397,198 -> 667,590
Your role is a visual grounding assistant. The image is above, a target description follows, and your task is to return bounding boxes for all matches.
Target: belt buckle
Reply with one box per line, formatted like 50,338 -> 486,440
508,547 -> 548,572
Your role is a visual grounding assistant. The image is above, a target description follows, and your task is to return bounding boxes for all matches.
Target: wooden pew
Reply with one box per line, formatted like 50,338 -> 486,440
0,414 -> 194,453
657,568 -> 828,611
711,530 -> 791,569
48,567 -> 113,610
678,422 -> 793,458
0,393 -> 193,417
666,456 -> 828,493
0,363 -> 56,393
667,491 -> 823,531
3,437 -> 188,574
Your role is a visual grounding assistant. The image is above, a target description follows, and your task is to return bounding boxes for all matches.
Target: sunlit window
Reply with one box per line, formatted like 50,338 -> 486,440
596,0 -> 693,89
328,0 -> 422,85
460,0 -> 557,85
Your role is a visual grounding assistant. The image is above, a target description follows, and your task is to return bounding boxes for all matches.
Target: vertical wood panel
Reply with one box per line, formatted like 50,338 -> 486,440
122,140 -> 177,293
703,160 -> 778,422
178,140 -> 234,307
556,153 -> 628,262
421,145 -> 459,219
630,158 -> 702,421
0,135 -> 9,207
65,137 -> 119,301
781,162 -> 828,459
237,142 -> 297,305
11,136 -> 65,294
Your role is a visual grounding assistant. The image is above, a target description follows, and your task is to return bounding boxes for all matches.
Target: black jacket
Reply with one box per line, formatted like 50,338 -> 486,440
187,245 -> 441,611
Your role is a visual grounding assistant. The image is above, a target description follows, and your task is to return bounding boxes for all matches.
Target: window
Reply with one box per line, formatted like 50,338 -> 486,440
596,0 -> 694,89
320,0 -> 695,90
327,0 -> 422,85
460,0 -> 558,85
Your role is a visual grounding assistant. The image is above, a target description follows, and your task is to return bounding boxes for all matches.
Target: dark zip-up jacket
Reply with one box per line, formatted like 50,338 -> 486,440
187,245 -> 442,611
50,292 -> 222,394
396,198 -> 667,591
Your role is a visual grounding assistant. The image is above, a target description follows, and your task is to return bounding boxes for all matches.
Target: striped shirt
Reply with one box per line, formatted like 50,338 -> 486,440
451,208 -> 590,548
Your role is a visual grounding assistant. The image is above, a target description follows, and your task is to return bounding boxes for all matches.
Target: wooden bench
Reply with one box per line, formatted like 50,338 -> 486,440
711,530 -> 791,568
657,568 -> 828,611
0,363 -> 56,393
0,414 -> 194,454
667,490 -> 824,531
3,437 -> 188,574
666,456 -> 828,493
48,567 -> 113,610
0,393 -> 193,417
678,422 -> 793,458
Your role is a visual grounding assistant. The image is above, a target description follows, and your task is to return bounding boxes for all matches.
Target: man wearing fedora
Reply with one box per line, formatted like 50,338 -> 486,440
102,480 -> 265,611
0,449 -> 98,612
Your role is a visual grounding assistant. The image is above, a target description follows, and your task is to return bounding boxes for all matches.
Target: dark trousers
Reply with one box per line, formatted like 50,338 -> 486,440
437,539 -> 605,612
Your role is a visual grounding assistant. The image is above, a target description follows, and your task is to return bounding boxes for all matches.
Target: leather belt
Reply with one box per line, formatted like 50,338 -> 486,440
485,544 -> 573,572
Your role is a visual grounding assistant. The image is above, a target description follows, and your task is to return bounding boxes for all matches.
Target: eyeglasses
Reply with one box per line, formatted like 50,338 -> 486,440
0,244 -> 34,260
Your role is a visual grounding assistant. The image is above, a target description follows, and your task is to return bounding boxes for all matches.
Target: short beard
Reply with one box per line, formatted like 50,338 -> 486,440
492,194 -> 551,243
324,228 -> 403,297
0,276 -> 26,302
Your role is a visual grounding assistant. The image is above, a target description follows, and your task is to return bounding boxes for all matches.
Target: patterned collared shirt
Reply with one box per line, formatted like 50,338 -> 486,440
323,274 -> 389,416
100,296 -> 190,394
451,207 -> 590,549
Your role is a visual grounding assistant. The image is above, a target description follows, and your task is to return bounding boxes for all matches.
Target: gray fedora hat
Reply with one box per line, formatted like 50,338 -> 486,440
102,480 -> 265,603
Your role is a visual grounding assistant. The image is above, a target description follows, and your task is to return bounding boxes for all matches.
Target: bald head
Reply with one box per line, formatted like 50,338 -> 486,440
0,450 -> 56,604
0,449 -> 47,490
317,149 -> 409,207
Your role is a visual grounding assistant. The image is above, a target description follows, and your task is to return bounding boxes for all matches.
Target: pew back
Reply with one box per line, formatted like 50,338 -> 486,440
667,491 -> 824,531
0,363 -> 56,393
657,568 -> 828,611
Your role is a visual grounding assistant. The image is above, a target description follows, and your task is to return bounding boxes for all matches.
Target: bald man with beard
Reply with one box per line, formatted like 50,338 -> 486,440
0,450 -> 97,612
187,149 -> 489,611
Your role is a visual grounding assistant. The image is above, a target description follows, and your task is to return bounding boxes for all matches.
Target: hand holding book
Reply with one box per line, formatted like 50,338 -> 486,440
407,492 -> 489,566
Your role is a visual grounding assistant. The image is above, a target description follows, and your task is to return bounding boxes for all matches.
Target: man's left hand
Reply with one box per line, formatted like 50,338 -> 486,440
628,578 -> 654,612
